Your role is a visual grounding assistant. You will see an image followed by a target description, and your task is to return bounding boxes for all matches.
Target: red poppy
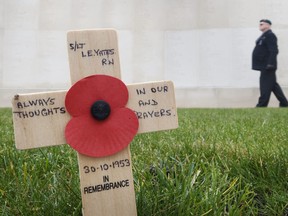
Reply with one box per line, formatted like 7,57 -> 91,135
64,75 -> 139,157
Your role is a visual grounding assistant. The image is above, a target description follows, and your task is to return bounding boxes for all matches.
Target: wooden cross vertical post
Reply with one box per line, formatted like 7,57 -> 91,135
12,29 -> 178,216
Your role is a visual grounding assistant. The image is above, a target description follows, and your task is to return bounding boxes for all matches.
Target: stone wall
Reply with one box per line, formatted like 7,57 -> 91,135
1,0 -> 288,107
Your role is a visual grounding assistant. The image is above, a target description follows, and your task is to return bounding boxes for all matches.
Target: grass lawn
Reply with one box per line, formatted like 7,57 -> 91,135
1,108 -> 288,215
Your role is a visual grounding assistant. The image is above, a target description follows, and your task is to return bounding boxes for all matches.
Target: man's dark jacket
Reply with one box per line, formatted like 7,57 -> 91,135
252,29 -> 278,71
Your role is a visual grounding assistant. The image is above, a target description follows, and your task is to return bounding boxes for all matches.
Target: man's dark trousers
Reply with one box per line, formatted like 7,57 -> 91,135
257,69 -> 288,107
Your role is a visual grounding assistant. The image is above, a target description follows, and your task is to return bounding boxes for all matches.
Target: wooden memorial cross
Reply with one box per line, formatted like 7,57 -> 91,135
12,29 -> 178,216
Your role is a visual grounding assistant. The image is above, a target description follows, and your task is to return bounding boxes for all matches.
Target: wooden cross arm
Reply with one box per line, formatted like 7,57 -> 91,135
12,80 -> 178,150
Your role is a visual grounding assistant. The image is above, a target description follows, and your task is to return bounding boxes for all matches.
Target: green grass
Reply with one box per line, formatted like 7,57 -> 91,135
1,108 -> 288,215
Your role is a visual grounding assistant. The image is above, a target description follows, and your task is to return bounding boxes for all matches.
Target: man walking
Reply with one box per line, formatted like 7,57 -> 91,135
252,19 -> 288,107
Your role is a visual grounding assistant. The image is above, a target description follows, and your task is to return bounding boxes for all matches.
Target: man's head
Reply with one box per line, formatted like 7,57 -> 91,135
259,19 -> 272,32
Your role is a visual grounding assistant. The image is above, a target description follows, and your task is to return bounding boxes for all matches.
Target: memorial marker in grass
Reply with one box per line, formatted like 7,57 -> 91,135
12,29 -> 178,216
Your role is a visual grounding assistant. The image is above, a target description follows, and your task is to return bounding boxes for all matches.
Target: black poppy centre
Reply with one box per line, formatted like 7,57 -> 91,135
91,100 -> 111,120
